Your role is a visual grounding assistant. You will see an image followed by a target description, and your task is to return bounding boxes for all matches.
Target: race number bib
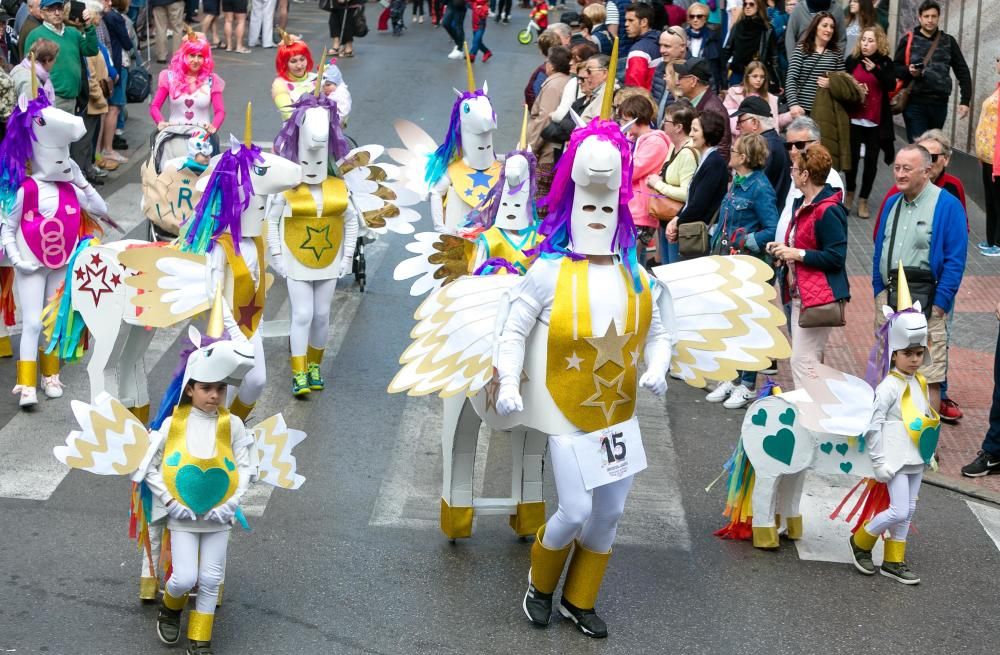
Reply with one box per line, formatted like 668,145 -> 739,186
569,417 -> 647,491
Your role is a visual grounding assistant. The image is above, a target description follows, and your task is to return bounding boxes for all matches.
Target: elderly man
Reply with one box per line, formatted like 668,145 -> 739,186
731,96 -> 790,212
17,0 -> 44,57
675,57 -> 730,160
775,116 -> 843,247
872,144 -> 968,411
655,24 -> 686,124
579,53 -> 613,123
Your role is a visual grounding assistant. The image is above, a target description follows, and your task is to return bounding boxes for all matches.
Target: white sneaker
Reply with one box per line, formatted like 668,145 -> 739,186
42,374 -> 64,399
705,380 -> 736,403
447,47 -> 464,59
723,384 -> 755,409
14,385 -> 37,407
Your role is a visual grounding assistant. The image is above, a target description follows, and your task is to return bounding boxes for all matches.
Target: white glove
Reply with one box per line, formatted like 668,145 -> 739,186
269,251 -> 287,278
639,369 -> 668,397
872,463 -> 893,484
338,253 -> 354,278
165,500 -> 196,521
205,498 -> 239,524
13,257 -> 41,274
496,383 -> 523,416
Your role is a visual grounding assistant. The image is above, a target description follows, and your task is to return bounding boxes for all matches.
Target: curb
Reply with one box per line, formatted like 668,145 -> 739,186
923,470 -> 1000,507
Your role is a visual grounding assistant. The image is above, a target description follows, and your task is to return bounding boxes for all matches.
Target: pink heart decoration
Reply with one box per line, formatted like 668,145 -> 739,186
287,83 -> 294,90
184,111 -> 195,120
184,98 -> 194,108
64,205 -> 77,215
24,210 -> 34,222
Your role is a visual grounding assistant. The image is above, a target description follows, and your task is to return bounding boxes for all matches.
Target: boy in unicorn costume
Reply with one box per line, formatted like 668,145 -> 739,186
268,72 -> 359,397
0,85 -> 109,407
849,267 -> 940,585
497,43 -> 673,638
392,51 -> 502,234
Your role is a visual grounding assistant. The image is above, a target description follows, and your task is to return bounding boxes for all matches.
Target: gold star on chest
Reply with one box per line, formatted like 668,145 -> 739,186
584,320 -> 633,372
582,371 -> 632,422
300,225 -> 334,261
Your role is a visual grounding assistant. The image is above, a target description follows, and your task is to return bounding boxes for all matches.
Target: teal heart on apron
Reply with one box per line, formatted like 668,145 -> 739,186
763,428 -> 795,466
175,465 -> 230,516
835,443 -> 849,456
919,426 -> 940,464
819,442 -> 833,455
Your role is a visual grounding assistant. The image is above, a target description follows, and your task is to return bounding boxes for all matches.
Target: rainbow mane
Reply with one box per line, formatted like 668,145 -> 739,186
0,93 -> 50,213
531,118 -> 643,292
425,90 -> 493,188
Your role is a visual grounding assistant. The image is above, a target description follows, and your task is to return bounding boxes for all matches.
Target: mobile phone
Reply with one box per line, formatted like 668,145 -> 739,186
913,62 -> 925,70
68,1 -> 85,23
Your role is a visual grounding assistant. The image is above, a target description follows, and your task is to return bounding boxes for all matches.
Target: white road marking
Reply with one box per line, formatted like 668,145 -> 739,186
966,500 -> 1000,552
795,472 -> 885,565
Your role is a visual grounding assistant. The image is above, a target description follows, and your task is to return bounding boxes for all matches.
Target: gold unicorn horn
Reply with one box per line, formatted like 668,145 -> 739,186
896,261 -> 912,310
518,104 -> 528,150
206,282 -> 225,339
30,52 -> 37,98
277,28 -> 293,46
464,41 -> 475,93
185,25 -> 198,42
244,102 -> 253,147
315,53 -> 328,97
600,38 -> 619,121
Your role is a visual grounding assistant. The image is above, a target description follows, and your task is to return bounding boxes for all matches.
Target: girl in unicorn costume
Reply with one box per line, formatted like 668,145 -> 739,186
393,107 -> 543,295
53,293 -> 308,655
0,85 -> 109,407
269,65 -> 420,396
848,268 -> 940,585
271,32 -> 318,121
391,50 -> 501,235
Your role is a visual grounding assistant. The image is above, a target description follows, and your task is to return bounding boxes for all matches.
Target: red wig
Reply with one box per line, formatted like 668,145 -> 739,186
276,40 -> 314,81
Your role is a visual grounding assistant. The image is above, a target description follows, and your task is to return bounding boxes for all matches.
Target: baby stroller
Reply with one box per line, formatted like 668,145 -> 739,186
141,124 -> 213,242
517,18 -> 542,45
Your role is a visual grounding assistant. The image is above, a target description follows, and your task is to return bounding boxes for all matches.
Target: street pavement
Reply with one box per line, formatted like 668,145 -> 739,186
2,5 -> 1000,654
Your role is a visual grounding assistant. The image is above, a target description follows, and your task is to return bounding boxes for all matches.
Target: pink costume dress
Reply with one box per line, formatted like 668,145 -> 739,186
149,71 -> 226,131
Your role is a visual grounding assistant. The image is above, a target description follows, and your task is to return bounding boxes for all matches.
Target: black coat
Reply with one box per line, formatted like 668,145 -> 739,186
722,16 -> 780,89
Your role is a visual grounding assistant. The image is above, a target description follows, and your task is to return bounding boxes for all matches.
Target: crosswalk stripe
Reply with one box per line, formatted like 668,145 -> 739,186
794,472 -> 886,565
966,500 -> 1000,552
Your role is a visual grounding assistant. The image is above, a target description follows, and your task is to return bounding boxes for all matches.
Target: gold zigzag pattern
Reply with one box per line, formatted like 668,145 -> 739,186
64,401 -> 148,474
255,418 -> 296,489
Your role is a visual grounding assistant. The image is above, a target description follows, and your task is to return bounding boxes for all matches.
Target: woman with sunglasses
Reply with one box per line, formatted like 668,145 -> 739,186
785,10 -> 844,118
684,2 -> 724,92
722,0 -> 780,89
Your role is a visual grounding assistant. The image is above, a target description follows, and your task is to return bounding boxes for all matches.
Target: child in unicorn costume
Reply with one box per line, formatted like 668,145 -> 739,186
0,85 -> 109,407
391,53 -> 502,234
848,268 -> 940,586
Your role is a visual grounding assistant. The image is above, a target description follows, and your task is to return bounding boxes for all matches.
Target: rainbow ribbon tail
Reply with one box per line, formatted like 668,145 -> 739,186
829,477 -> 889,534
713,440 -> 755,541
235,507 -> 250,532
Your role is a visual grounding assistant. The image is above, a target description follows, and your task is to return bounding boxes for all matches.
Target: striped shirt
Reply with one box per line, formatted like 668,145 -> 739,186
605,1 -> 619,27
785,47 -> 845,114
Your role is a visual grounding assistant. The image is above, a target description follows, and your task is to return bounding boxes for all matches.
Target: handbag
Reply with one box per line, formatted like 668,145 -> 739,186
353,7 -> 369,37
677,206 -> 718,258
884,200 -> 936,317
798,299 -> 846,328
649,146 -> 698,221
890,31 -> 940,115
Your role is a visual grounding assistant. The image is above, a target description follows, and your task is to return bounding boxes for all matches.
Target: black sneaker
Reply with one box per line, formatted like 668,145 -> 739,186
880,561 -> 920,585
112,135 -> 128,151
187,640 -> 213,655
558,598 -> 608,638
849,534 -> 875,575
156,606 -> 182,645
961,450 -> 1000,477
760,359 -> 778,375
522,581 -> 553,626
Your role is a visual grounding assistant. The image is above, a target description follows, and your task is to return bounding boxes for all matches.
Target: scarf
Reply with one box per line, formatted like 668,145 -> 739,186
686,26 -> 705,40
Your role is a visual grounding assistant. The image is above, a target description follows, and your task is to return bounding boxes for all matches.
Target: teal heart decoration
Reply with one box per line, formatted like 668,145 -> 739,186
919,426 -> 940,464
175,465 -> 230,516
751,409 -> 767,427
779,409 -> 795,426
858,435 -> 866,453
840,462 -> 853,474
909,417 -> 923,431
835,443 -> 849,456
165,452 -> 181,467
763,428 -> 795,466
224,457 -> 236,472
820,442 -> 833,455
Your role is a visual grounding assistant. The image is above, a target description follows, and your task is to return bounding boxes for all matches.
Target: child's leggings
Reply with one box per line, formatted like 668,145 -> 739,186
866,470 -> 922,542
166,530 -> 230,612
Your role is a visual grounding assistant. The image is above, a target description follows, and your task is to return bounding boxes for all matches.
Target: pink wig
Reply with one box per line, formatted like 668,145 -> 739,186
167,34 -> 215,98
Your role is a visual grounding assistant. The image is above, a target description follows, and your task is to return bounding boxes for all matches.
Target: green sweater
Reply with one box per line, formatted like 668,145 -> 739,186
23,23 -> 99,101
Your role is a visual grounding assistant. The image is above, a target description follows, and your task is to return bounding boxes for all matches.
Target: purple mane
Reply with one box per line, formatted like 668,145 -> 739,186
425,90 -> 494,187
0,94 -> 51,212
273,92 -> 350,164
465,149 -> 538,229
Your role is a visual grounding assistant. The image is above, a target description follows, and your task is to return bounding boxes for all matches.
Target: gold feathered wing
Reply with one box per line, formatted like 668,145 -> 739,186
388,274 -> 521,397
393,231 -> 478,296
651,255 -> 791,388
53,392 -> 151,475
338,144 -> 422,235
119,246 -> 211,328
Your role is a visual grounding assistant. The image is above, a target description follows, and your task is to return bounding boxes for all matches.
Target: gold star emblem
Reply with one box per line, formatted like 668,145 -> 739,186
584,320 -> 633,371
630,347 -> 641,367
300,225 -> 334,261
565,351 -> 583,371
581,371 -> 632,422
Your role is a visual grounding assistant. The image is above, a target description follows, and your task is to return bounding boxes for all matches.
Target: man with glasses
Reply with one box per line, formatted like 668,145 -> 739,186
731,96 -> 790,213
674,57 -> 730,160
683,2 -> 724,93
579,54 -> 614,123
23,0 -> 99,115
872,144 -> 968,417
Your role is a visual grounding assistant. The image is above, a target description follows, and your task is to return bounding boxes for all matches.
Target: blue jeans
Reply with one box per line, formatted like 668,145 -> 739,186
738,370 -> 757,389
470,26 -> 488,55
903,100 -> 948,143
442,6 -> 466,48
657,224 -> 680,264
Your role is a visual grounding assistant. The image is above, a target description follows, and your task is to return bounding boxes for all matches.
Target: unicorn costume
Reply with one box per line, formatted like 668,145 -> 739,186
0,91 -> 109,407
268,89 -> 359,396
849,268 -> 940,586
